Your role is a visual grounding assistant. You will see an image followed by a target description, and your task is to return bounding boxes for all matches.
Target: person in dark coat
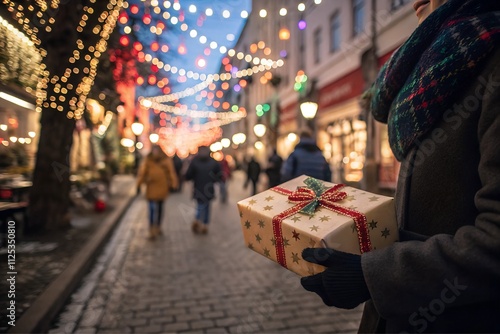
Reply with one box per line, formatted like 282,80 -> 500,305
300,1 -> 500,333
185,146 -> 221,234
265,149 -> 283,188
281,130 -> 331,182
245,156 -> 261,195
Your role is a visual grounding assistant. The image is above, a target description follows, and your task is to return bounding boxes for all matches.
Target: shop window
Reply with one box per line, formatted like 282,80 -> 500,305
378,126 -> 400,189
327,119 -> 367,184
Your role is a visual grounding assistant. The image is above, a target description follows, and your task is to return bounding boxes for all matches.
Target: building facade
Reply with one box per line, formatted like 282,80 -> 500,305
229,0 -> 416,192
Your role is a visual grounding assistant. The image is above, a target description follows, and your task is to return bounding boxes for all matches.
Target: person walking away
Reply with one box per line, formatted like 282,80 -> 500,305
219,155 -> 232,203
281,130 -> 331,182
265,149 -> 283,188
245,156 -> 261,195
172,154 -> 183,192
299,1 -> 500,333
136,145 -> 178,240
185,146 -> 221,234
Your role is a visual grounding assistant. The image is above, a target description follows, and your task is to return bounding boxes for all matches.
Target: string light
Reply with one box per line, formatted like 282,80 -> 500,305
6,0 -> 125,119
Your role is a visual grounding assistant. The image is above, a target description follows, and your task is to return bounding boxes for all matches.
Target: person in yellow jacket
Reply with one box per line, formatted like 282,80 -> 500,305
136,145 -> 179,239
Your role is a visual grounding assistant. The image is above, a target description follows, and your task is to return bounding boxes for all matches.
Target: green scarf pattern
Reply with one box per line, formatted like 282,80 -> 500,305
370,0 -> 500,161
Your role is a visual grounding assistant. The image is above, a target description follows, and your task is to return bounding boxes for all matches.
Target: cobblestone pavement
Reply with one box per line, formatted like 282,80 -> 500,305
50,171 -> 363,333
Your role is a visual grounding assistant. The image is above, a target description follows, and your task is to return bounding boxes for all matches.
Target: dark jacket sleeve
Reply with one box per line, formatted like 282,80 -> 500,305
361,56 -> 500,318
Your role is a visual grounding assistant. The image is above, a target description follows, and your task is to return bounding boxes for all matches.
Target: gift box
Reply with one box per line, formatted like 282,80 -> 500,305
237,175 -> 398,276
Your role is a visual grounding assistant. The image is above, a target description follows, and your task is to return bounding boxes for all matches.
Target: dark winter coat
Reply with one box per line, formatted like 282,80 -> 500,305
281,138 -> 331,182
246,159 -> 261,182
266,153 -> 283,187
360,49 -> 500,333
185,152 -> 221,202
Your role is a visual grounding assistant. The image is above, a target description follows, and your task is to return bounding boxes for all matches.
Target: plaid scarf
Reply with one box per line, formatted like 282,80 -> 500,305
370,0 -> 500,161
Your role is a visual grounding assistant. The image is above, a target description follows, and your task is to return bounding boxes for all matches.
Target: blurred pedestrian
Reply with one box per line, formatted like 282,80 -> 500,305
136,145 -> 178,240
300,1 -> 500,333
265,149 -> 283,188
172,154 -> 183,192
281,130 -> 331,182
185,146 -> 222,234
245,156 -> 261,195
219,155 -> 232,203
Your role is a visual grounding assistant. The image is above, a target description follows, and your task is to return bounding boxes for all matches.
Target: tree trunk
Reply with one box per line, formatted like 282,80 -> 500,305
26,1 -> 120,231
28,105 -> 75,231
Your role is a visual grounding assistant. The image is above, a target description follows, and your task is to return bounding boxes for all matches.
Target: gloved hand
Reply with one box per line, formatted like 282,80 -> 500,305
301,248 -> 370,309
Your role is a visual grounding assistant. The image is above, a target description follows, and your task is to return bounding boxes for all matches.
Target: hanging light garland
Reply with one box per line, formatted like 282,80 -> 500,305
4,0 -> 125,119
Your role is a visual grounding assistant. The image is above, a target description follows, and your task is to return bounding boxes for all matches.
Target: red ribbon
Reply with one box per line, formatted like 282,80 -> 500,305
271,183 -> 372,268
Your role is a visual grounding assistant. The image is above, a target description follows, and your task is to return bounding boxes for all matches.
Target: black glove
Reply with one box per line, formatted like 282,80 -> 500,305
301,248 -> 370,309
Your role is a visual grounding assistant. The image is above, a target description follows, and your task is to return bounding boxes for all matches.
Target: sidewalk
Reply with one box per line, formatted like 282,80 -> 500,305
48,170 -> 363,333
0,174 -> 136,333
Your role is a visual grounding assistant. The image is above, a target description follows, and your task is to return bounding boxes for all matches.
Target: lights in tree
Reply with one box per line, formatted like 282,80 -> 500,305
280,8 -> 288,16
178,42 -> 187,55
259,9 -> 267,18
196,56 -> 207,69
188,5 -> 197,13
241,10 -> 249,18
119,35 -> 130,46
205,8 -> 213,16
298,20 -> 307,30
298,3 -> 306,11
222,10 -> 230,18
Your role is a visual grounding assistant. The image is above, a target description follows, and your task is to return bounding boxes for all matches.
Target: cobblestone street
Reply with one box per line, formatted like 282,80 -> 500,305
50,171 -> 363,333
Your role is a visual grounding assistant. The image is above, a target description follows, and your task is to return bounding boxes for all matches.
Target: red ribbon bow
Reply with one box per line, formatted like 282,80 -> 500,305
271,182 -> 372,269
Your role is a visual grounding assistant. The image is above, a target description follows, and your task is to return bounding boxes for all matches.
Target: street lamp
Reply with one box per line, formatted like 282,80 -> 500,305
253,123 -> 267,138
131,117 -> 144,173
149,133 -> 159,144
300,101 -> 318,134
300,101 -> 318,119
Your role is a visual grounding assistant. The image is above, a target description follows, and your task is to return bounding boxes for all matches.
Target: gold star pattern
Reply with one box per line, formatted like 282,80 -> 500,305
369,220 -> 378,230
255,234 -> 262,243
271,238 -> 276,246
283,238 -> 290,247
290,216 -> 301,222
351,223 -> 357,233
263,205 -> 273,211
248,243 -> 254,250
258,220 -> 265,228
239,211 -> 243,218
244,220 -> 251,229
292,252 -> 300,264
248,199 -> 257,206
381,228 -> 391,238
348,205 -> 358,211
292,230 -> 300,241
265,196 -> 274,202
263,247 -> 271,258
345,195 -> 355,202
319,215 -> 330,222
309,238 -> 316,247
369,196 -> 380,202
310,225 -> 319,232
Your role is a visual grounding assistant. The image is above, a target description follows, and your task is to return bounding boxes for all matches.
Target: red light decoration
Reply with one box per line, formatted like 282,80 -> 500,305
224,64 -> 232,72
221,57 -> 230,65
151,41 -> 159,52
119,12 -> 128,24
163,87 -> 170,94
178,43 -> 187,55
157,21 -> 166,30
130,5 -> 139,14
150,64 -> 159,73
143,14 -> 152,25
119,35 -> 129,47
133,41 -> 143,51
204,48 -> 211,56
148,75 -> 157,85
136,76 -> 144,85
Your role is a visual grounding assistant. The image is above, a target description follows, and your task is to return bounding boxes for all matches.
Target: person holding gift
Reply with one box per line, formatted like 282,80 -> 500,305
300,0 -> 500,332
